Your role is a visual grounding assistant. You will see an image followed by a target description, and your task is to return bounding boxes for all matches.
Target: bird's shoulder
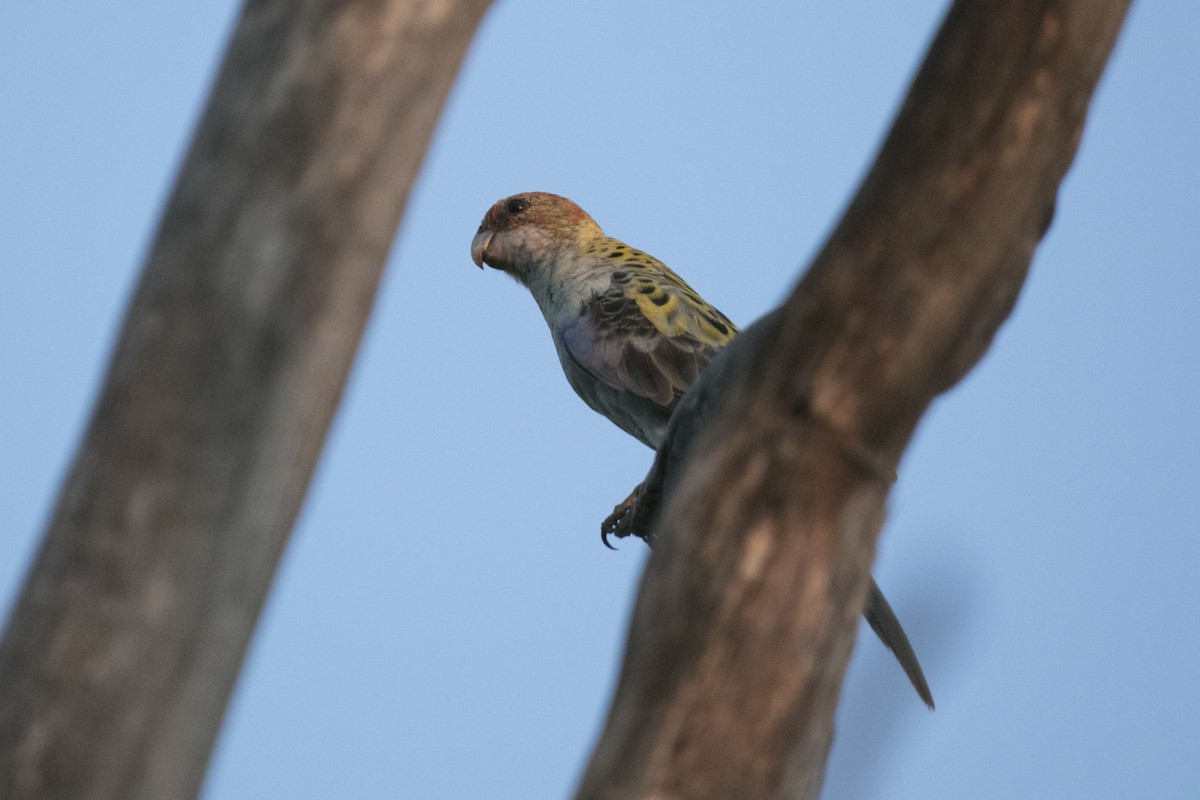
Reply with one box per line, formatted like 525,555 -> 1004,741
556,237 -> 738,410
582,236 -> 738,349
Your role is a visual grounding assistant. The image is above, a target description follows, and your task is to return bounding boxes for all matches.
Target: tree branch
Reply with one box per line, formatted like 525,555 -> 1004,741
577,2 -> 1131,798
0,1 -> 491,798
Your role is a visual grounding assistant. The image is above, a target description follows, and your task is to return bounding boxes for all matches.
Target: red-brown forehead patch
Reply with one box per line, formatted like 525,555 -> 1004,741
482,192 -> 594,231
483,202 -> 504,229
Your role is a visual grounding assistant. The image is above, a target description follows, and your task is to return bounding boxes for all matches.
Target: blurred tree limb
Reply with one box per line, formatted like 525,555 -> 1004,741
0,1 -> 491,798
578,2 -> 1130,799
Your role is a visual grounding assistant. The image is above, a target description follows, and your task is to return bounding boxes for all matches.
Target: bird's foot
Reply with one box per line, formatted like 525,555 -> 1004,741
601,483 -> 644,549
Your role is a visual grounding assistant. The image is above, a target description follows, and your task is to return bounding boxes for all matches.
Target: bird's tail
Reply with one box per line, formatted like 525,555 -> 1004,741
863,580 -> 935,709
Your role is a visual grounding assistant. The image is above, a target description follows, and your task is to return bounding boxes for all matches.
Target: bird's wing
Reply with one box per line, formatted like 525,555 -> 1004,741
560,264 -> 737,410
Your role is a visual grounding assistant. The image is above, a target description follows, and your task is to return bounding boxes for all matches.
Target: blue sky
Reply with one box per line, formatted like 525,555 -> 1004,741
2,2 -> 1197,798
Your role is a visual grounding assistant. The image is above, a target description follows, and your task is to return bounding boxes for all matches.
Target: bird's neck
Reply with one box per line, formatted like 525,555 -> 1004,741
524,240 -> 612,327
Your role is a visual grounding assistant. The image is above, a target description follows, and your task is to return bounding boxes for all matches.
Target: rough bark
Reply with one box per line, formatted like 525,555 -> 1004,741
0,1 -> 491,798
577,2 -> 1131,799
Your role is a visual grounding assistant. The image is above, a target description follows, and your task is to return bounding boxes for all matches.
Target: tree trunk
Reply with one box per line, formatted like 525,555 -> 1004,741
576,2 -> 1131,798
0,1 -> 492,798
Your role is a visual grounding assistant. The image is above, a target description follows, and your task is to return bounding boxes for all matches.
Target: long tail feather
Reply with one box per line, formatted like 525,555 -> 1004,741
863,580 -> 935,709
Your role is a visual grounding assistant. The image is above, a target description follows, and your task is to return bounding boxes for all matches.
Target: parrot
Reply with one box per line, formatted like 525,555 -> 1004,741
471,191 -> 934,708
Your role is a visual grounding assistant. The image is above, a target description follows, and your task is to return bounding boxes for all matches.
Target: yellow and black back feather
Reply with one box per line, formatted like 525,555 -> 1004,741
560,240 -> 737,411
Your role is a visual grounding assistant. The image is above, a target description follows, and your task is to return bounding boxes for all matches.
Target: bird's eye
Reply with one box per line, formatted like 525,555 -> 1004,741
506,198 -> 529,215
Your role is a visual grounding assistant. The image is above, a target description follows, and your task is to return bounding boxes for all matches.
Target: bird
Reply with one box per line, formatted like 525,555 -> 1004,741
471,191 -> 934,708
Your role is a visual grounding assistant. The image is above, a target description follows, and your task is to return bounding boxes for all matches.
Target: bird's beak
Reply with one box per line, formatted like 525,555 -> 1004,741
470,228 -> 493,269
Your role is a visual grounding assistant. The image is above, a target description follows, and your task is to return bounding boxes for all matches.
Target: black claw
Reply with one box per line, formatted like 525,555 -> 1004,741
601,527 -> 618,550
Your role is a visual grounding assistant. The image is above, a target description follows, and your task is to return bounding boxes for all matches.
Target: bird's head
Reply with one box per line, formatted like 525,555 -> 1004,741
471,192 -> 602,284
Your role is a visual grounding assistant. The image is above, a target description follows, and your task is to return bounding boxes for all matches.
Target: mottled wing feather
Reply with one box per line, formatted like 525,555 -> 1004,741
560,261 -> 737,412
